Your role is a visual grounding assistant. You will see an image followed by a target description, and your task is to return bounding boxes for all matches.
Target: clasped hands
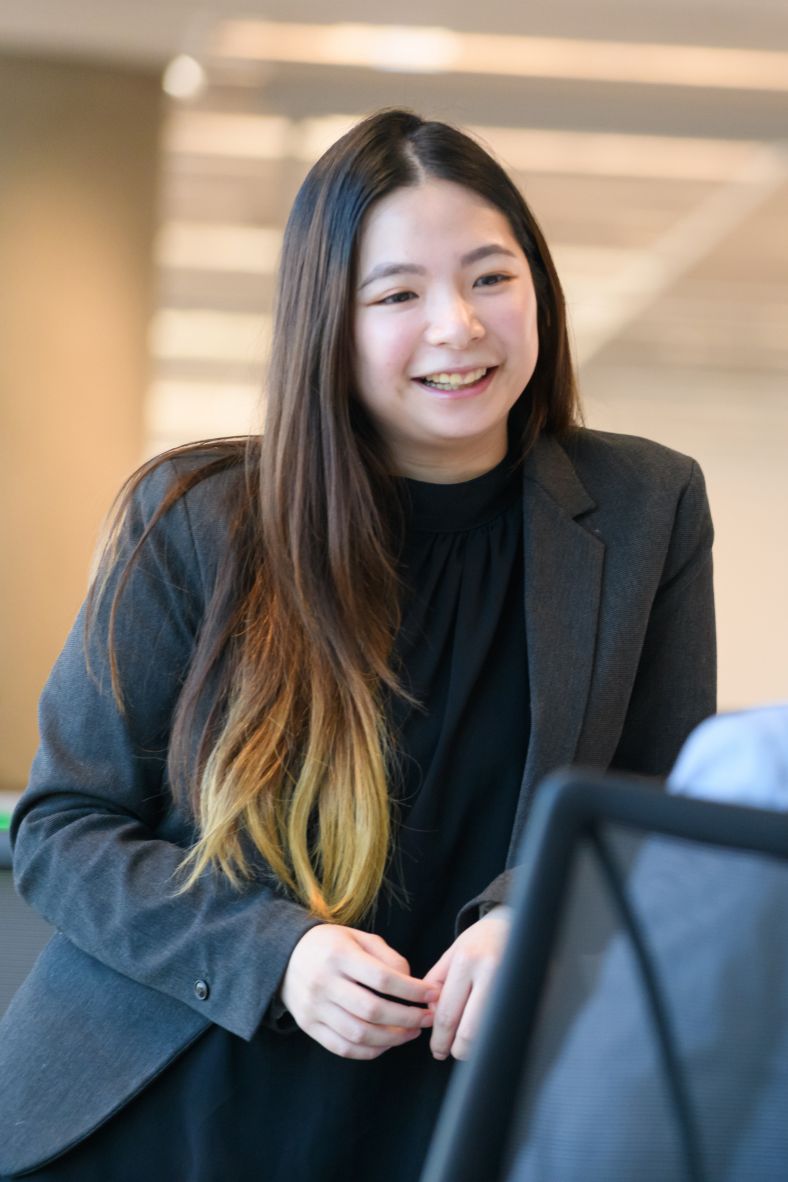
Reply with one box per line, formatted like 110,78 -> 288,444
280,907 -> 511,1062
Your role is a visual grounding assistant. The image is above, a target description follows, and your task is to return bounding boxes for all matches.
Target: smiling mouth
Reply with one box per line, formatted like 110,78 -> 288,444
416,366 -> 492,391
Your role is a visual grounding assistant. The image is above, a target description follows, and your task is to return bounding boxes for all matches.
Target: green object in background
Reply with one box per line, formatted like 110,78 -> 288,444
0,812 -> 11,832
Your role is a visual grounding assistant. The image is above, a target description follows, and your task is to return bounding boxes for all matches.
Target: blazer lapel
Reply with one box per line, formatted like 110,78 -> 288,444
509,434 -> 604,855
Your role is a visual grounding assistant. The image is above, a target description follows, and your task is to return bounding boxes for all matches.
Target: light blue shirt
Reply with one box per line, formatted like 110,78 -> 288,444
668,703 -> 788,809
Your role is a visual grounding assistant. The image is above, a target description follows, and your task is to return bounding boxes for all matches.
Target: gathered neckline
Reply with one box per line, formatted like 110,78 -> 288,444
399,452 -> 522,533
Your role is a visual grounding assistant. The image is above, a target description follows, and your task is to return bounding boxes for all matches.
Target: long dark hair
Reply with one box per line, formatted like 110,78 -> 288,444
93,109 -> 580,922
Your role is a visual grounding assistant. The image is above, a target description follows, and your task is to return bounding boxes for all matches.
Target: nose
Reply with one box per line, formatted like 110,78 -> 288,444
423,291 -> 485,349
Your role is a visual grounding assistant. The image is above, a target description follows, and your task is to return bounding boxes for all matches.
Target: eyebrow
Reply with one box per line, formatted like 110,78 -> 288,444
357,243 -> 518,290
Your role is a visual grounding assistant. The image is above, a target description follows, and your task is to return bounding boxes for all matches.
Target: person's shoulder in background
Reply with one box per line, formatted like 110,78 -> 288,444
668,703 -> 788,810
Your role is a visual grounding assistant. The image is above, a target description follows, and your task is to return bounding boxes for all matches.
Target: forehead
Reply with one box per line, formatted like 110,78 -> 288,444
357,178 -> 522,264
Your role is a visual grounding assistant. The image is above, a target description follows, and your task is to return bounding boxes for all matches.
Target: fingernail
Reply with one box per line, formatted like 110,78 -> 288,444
420,1013 -> 433,1027
433,1051 -> 447,1061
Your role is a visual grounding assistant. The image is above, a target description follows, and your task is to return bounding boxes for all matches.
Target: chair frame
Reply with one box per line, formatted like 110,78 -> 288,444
420,768 -> 788,1182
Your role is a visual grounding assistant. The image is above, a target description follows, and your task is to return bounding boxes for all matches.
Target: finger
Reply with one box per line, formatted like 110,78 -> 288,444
323,1001 -> 424,1049
334,979 -> 435,1030
424,947 -> 453,986
352,930 -> 412,975
430,971 -> 472,1061
309,1020 -> 387,1061
341,948 -> 438,1006
450,967 -> 496,1060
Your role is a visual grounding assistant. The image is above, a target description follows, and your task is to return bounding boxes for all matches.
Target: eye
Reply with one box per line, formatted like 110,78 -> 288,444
474,272 -> 513,288
376,290 -> 418,306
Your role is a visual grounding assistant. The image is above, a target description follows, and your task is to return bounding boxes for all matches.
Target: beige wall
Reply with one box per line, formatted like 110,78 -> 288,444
0,54 -> 162,792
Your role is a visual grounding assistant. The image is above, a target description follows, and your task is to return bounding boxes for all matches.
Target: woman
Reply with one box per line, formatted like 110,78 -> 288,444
0,109 -> 715,1180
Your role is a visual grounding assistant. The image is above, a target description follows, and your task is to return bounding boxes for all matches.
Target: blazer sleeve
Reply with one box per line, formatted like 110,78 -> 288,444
607,457 -> 716,777
456,455 -> 716,932
11,460 -> 319,1042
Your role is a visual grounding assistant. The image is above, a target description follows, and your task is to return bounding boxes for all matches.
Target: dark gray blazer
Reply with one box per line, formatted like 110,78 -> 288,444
0,429 -> 716,1176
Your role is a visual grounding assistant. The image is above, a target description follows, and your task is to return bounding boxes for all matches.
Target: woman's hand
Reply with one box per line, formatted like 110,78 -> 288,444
281,925 -> 438,1060
424,906 -> 512,1061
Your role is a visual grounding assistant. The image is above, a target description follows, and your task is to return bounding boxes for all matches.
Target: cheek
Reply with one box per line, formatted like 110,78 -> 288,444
500,301 -> 539,366
355,324 -> 413,420
358,319 -> 416,383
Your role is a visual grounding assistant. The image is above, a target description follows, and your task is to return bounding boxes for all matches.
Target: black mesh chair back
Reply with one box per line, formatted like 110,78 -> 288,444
421,769 -> 788,1182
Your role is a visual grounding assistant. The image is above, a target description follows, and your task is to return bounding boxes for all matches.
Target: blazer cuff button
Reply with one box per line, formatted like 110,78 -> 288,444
194,979 -> 210,1001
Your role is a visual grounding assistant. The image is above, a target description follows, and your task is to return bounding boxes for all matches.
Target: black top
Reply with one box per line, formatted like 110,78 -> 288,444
380,454 -> 529,976
28,455 -> 529,1182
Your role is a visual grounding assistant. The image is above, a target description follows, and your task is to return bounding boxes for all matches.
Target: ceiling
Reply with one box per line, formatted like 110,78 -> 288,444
3,0 -> 788,70
1,1 -> 787,149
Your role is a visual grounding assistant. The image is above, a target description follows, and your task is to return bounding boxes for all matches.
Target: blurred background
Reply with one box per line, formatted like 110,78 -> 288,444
1,0 -> 787,819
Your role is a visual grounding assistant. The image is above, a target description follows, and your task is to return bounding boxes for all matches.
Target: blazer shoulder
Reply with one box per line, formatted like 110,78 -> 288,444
121,441 -> 249,599
560,426 -> 700,490
131,441 -> 247,532
556,427 -> 708,526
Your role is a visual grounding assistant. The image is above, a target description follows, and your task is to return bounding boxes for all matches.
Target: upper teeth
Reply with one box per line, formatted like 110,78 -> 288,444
421,367 -> 487,389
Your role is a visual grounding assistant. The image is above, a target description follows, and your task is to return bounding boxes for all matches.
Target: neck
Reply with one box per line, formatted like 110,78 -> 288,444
389,435 -> 508,484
